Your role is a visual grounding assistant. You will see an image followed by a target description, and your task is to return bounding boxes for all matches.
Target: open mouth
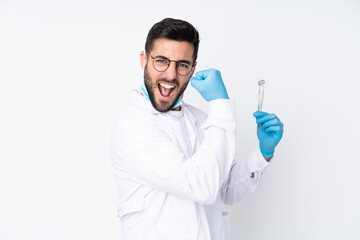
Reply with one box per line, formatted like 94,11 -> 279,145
158,82 -> 176,99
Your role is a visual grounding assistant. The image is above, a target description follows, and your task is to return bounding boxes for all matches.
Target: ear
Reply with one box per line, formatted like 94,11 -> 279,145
140,51 -> 146,70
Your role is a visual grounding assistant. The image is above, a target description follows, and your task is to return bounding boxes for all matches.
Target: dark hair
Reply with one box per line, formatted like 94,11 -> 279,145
145,18 -> 200,62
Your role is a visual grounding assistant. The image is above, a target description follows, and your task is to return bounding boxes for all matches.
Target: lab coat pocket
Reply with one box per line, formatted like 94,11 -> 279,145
221,211 -> 230,240
117,197 -> 145,221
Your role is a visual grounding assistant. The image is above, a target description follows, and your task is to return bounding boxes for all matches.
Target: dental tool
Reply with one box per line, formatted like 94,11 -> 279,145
258,80 -> 265,111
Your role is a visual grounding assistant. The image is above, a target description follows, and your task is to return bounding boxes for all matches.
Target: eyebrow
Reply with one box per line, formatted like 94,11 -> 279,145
155,55 -> 192,65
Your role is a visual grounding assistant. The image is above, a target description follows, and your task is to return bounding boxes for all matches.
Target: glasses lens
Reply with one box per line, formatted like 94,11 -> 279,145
176,62 -> 192,76
153,57 -> 169,72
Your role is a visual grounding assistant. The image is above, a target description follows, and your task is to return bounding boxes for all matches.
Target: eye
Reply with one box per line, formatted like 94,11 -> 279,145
155,58 -> 169,65
178,62 -> 190,69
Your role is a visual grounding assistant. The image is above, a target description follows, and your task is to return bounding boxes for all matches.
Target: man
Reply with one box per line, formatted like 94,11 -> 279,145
111,18 -> 284,240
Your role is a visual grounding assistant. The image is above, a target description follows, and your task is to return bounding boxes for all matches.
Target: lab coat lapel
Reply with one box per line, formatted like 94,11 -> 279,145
182,104 -> 197,153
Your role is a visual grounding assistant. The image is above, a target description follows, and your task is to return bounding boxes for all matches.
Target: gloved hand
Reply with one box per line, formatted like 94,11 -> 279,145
190,68 -> 229,101
253,111 -> 284,157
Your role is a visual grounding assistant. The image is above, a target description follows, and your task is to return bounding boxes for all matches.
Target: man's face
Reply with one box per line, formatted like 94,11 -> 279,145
141,38 -> 196,112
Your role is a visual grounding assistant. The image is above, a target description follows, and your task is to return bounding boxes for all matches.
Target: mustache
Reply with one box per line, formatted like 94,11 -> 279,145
156,78 -> 179,87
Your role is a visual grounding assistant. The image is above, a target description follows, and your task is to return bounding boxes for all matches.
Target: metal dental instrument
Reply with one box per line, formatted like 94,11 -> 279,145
258,80 -> 265,111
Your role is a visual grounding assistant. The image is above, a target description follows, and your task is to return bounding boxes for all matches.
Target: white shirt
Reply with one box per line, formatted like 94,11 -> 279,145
111,89 -> 271,240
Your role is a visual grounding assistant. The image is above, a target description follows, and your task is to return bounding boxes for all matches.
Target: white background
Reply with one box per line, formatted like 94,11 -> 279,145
1,0 -> 359,239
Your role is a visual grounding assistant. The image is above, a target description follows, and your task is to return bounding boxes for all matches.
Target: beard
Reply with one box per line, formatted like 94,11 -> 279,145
143,64 -> 189,112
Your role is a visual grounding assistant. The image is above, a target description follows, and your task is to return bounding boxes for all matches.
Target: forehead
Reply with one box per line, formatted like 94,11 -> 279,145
151,38 -> 194,61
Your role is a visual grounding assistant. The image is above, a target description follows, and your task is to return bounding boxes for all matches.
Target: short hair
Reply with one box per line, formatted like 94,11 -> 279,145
145,18 -> 200,62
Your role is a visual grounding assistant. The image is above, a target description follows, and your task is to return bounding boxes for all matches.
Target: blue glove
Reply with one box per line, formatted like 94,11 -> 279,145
190,68 -> 229,101
253,111 -> 284,157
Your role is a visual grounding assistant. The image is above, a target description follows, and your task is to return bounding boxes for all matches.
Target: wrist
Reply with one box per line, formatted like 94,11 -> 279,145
263,156 -> 272,162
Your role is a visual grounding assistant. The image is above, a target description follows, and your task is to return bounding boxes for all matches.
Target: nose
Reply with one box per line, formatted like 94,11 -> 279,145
163,61 -> 177,80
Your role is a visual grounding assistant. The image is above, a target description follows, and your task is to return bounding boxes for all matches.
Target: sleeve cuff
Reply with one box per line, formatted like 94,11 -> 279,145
247,146 -> 273,173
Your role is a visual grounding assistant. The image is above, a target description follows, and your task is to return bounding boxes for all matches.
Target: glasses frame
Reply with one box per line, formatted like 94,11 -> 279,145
145,51 -> 195,76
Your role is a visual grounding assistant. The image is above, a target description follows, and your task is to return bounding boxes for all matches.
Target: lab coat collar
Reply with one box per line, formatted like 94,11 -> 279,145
129,89 -> 159,114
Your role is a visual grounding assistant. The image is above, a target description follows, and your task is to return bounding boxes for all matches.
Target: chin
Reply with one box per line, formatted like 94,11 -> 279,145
151,94 -> 178,112
154,101 -> 176,112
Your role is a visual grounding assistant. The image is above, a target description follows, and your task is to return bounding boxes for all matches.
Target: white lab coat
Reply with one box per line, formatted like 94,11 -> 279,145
111,89 -> 271,240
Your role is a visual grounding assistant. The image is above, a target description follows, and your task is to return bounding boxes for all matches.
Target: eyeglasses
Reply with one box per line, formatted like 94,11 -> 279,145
145,51 -> 194,76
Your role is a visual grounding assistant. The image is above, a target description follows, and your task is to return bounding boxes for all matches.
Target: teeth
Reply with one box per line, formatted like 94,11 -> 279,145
159,83 -> 175,89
